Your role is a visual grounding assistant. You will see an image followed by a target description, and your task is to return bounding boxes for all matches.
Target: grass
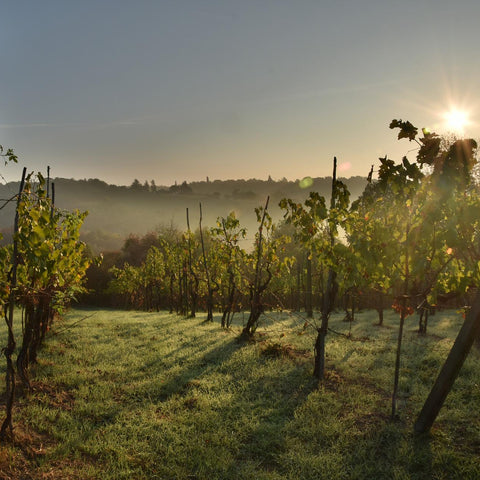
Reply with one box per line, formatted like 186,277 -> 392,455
0,307 -> 479,479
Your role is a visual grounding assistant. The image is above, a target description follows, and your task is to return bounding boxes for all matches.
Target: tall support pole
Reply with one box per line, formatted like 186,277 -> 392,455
199,203 -> 213,321
314,157 -> 338,380
414,291 -> 480,433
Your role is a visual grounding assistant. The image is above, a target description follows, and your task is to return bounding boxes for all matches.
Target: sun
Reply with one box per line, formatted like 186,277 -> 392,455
443,109 -> 469,133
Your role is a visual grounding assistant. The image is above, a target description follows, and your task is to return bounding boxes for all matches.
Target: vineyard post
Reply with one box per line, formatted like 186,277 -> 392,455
47,165 -> 50,198
185,208 -> 198,317
391,296 -> 407,419
199,203 -> 213,321
414,291 -> 480,433
50,181 -> 55,220
314,157 -> 338,380
391,216 -> 411,419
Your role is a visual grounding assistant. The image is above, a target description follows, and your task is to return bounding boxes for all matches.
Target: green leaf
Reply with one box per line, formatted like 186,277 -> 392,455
389,119 -> 418,141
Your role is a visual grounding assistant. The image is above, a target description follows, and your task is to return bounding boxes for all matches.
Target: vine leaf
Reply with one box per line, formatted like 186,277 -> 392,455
390,119 -> 418,141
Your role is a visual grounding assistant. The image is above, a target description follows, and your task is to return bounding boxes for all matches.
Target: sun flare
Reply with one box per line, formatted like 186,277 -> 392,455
444,109 -> 469,133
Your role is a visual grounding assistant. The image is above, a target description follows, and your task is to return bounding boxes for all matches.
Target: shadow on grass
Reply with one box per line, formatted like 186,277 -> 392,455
233,372 -> 317,473
153,335 -> 243,402
8,309 -> 459,479
346,422 -> 433,479
142,331 -> 319,478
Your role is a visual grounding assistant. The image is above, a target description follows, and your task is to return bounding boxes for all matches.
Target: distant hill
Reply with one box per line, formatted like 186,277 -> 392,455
0,176 -> 367,253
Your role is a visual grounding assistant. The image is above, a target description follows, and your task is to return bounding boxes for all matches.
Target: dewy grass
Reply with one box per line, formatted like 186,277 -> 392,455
0,307 -> 479,479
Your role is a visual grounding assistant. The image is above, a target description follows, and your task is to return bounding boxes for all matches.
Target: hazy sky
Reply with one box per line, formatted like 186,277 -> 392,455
1,0 -> 479,185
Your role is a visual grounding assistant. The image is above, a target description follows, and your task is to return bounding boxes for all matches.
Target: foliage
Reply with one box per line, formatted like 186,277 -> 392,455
0,161 -> 93,438
14,173 -> 92,385
242,199 -> 291,336
210,212 -> 247,328
348,155 -> 423,303
0,145 -> 18,165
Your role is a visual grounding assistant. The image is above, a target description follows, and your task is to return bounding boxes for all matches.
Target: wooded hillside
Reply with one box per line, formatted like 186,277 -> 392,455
0,176 -> 367,253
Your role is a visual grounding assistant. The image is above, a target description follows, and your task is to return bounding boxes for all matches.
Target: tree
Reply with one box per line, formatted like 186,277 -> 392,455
389,121 -> 480,432
380,118 -> 480,427
241,197 -> 289,337
143,246 -> 166,311
348,155 -> 423,326
280,192 -> 328,317
210,212 -> 247,328
1,168 -> 93,439
241,197 -> 272,337
0,166 -> 25,439
314,158 -> 350,380
281,158 -> 350,380
130,178 -> 142,191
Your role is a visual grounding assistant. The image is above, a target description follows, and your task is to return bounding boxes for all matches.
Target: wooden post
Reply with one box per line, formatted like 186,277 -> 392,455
392,296 -> 407,418
314,157 -> 339,380
199,203 -> 213,321
414,291 -> 480,433
50,182 -> 55,220
392,219 -> 410,419
185,208 -> 197,318
47,165 -> 50,198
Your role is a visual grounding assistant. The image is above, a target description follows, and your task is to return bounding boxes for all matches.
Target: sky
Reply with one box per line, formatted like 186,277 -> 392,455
1,0 -> 479,186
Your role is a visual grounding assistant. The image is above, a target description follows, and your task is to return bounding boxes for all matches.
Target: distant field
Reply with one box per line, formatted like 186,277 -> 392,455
1,308 -> 479,479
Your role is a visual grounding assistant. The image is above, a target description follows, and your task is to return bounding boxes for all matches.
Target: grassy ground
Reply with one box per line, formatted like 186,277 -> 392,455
0,308 -> 479,479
